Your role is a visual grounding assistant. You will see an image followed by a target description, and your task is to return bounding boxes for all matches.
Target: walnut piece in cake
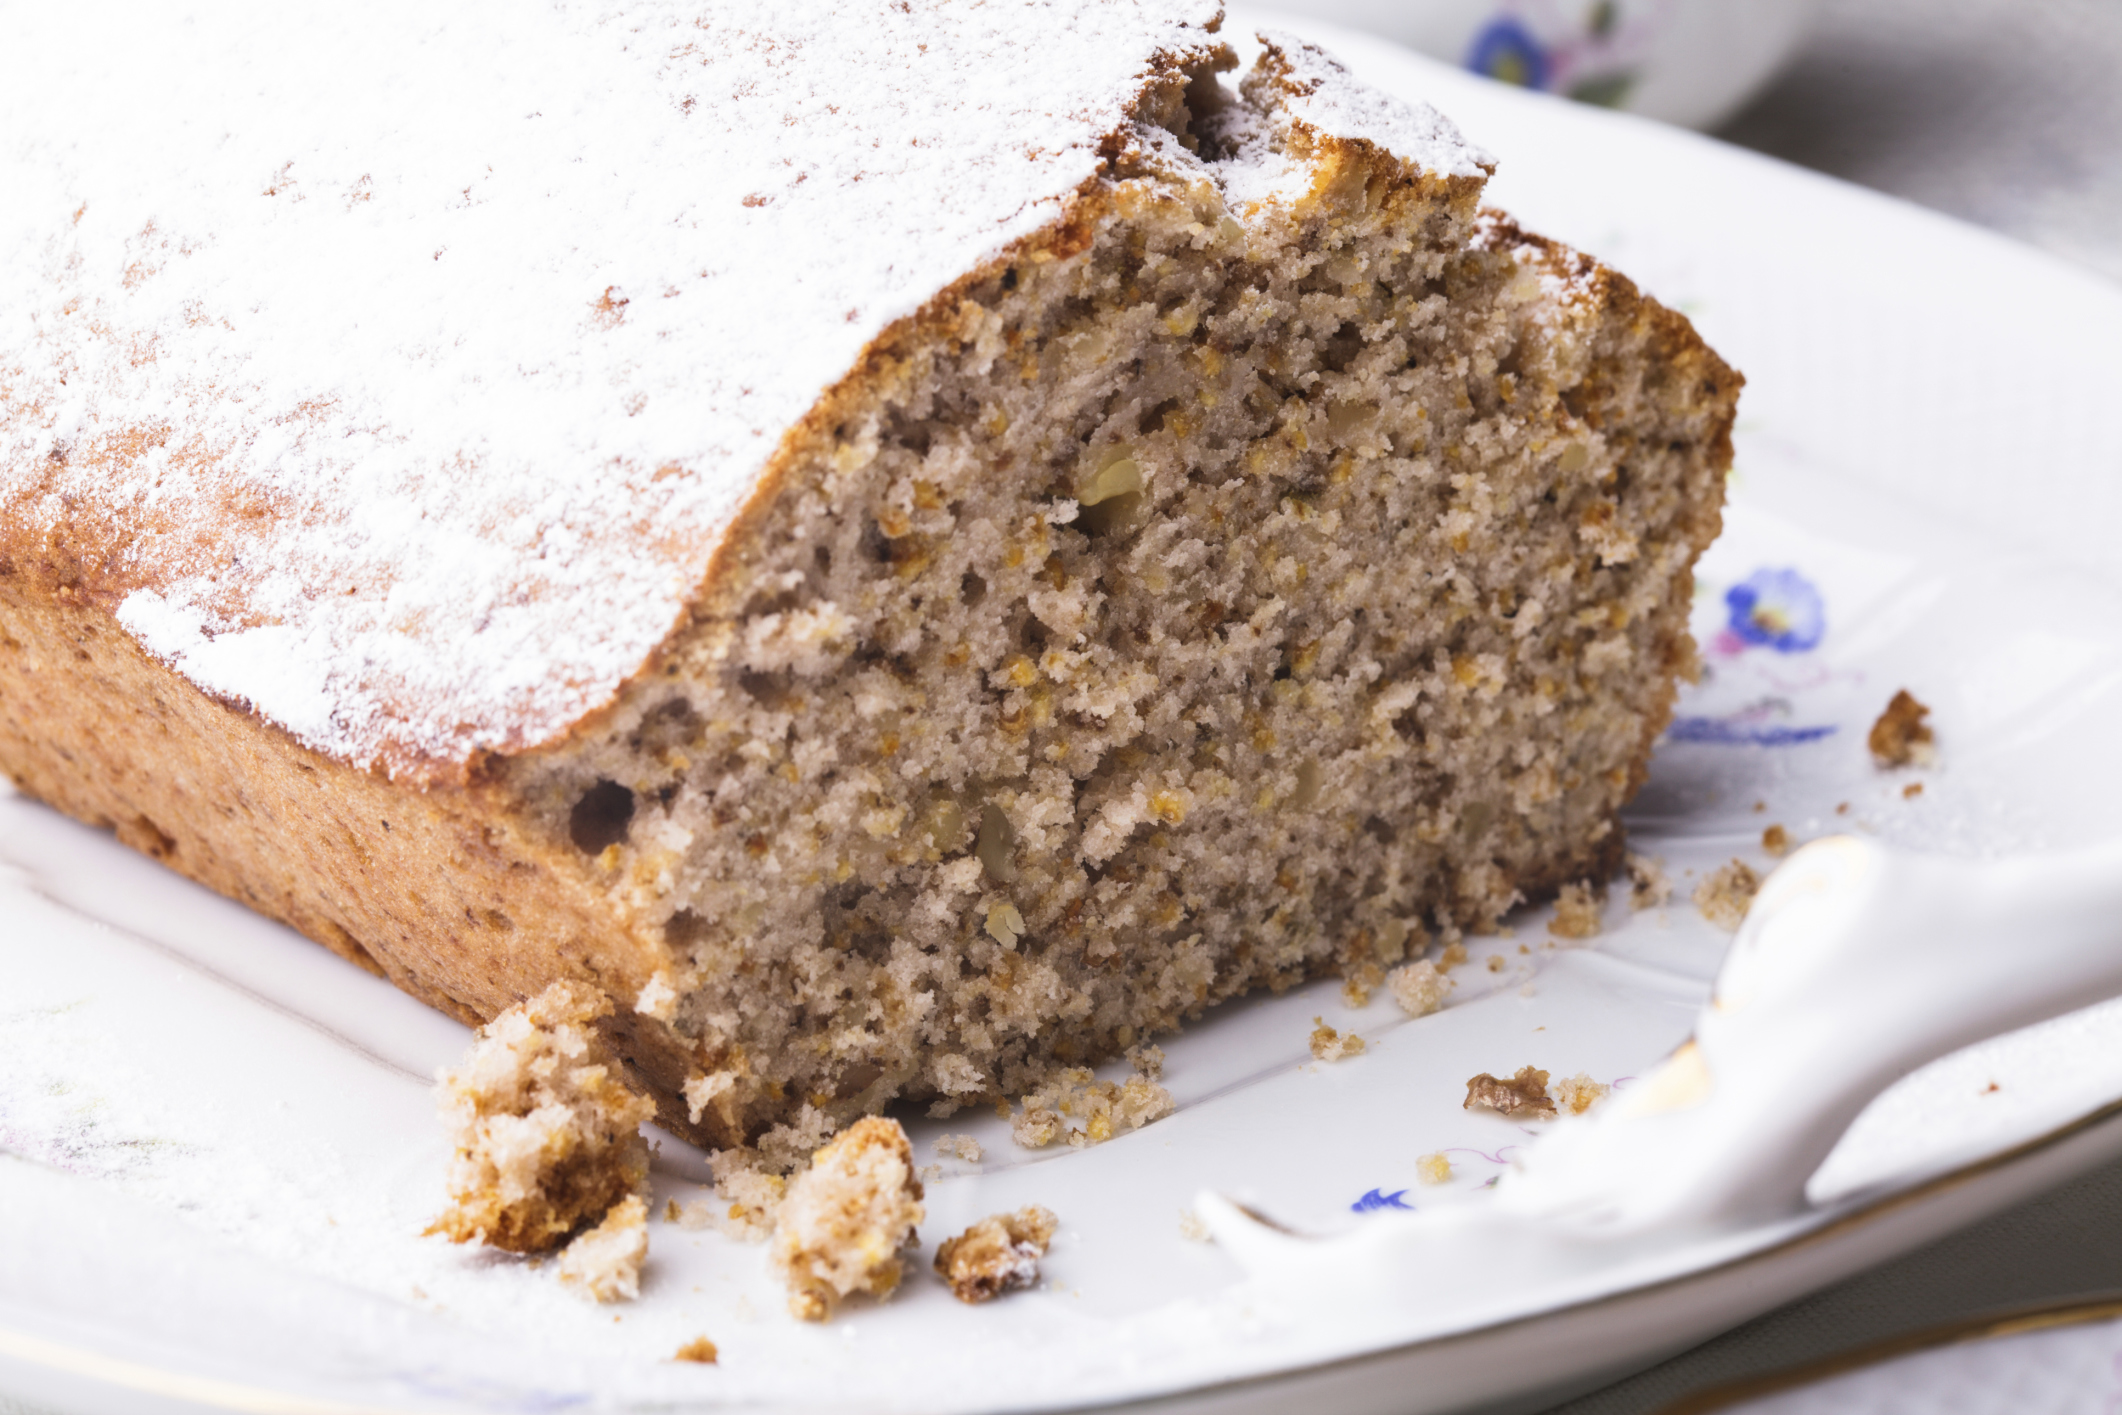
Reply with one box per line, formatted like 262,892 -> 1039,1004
771,1117 -> 925,1322
1869,689 -> 1937,768
1552,1072 -> 1610,1115
1388,959 -> 1451,1017
1548,881 -> 1606,940
672,1337 -> 719,1365
1465,1066 -> 1557,1119
426,982 -> 654,1254
1626,853 -> 1672,910
557,1194 -> 647,1303
1694,859 -> 1762,932
1309,1019 -> 1367,1061
934,1206 -> 1059,1303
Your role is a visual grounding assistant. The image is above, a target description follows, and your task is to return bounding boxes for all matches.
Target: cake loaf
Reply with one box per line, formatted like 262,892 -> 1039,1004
0,1 -> 1738,1162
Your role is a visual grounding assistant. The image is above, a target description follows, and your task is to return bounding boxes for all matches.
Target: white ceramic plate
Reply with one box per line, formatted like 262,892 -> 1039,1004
6,20 -> 2122,1415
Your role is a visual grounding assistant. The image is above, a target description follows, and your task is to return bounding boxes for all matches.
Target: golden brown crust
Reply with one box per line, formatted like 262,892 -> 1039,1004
0,558 -> 662,1029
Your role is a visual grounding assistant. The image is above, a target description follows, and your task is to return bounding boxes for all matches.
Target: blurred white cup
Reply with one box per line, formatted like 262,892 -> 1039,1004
1245,0 -> 1822,130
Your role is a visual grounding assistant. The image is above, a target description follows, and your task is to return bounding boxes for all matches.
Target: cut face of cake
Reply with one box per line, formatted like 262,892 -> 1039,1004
0,4 -> 1738,1160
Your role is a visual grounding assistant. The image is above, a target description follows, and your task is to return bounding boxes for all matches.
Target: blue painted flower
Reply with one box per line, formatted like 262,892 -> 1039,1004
1351,1188 -> 1413,1214
1465,18 -> 1550,91
1666,717 -> 1837,747
1724,568 -> 1826,653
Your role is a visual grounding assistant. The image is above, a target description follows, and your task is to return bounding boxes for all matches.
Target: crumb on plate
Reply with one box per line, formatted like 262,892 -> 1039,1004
426,981 -> 654,1255
557,1194 -> 647,1303
771,1117 -> 924,1322
1548,879 -> 1606,940
1869,689 -> 1936,768
1309,1018 -> 1367,1061
1694,858 -> 1762,932
1552,1072 -> 1610,1115
1388,959 -> 1451,1017
934,1205 -> 1058,1303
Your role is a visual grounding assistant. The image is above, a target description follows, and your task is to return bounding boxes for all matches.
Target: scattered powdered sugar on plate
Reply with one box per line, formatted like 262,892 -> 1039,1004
15,0 -> 1491,777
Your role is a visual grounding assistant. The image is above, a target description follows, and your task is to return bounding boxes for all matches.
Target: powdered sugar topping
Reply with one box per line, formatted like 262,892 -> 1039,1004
2,1 -> 1485,776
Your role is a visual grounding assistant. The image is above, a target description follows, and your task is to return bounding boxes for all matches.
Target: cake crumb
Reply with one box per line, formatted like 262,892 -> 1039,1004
1124,1042 -> 1166,1080
1761,824 -> 1791,857
1836,802 -> 1850,815
1694,859 -> 1762,932
934,1205 -> 1058,1303
1438,941 -> 1470,972
1388,959 -> 1450,1017
1903,782 -> 1924,800
770,1117 -> 925,1322
1416,1152 -> 1453,1185
1465,1066 -> 1556,1119
1485,954 -> 1506,974
699,1158 -> 788,1241
1869,689 -> 1936,768
1178,1208 -> 1212,1243
426,981 -> 654,1255
557,1194 -> 647,1303
932,1133 -> 984,1164
1626,853 -> 1672,910
1552,1072 -> 1610,1115
672,1336 -> 719,1365
1010,1067 -> 1174,1149
1309,1018 -> 1367,1061
1548,880 -> 1605,940
1751,800 -> 1766,813
917,1163 -> 943,1186
1340,963 -> 1383,1008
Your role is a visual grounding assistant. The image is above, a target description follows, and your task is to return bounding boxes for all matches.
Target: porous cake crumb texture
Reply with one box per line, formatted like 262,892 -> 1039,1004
1388,958 -> 1450,1016
1547,880 -> 1605,939
1694,859 -> 1761,932
1869,689 -> 1936,769
1465,1066 -> 1556,1119
557,1193 -> 647,1303
427,982 -> 653,1254
934,1205 -> 1059,1303
1552,1072 -> 1609,1115
771,1117 -> 925,1322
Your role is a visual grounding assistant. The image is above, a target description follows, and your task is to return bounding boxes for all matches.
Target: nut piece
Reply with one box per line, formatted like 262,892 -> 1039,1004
1694,858 -> 1762,932
1388,959 -> 1450,1017
557,1194 -> 648,1303
1868,688 -> 1936,768
426,981 -> 654,1254
671,1337 -> 719,1364
771,1117 -> 926,1322
934,1205 -> 1059,1303
1464,1065 -> 1556,1119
